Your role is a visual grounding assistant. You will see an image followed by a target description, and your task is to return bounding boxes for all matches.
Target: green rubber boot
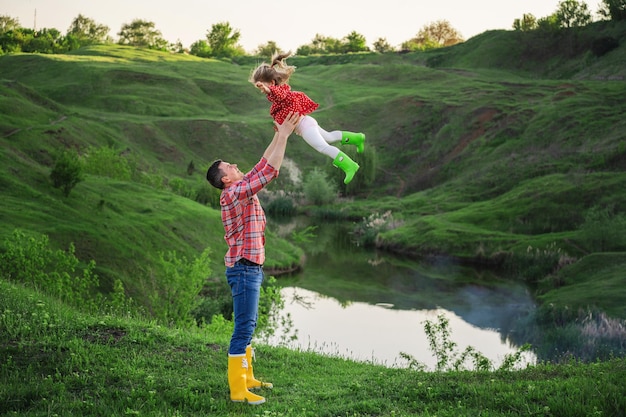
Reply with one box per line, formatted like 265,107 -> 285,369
333,151 -> 360,184
341,131 -> 365,153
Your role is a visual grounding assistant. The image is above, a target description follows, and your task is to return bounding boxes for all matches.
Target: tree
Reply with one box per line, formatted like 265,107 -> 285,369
403,20 -> 463,51
418,20 -> 463,46
296,33 -> 333,55
170,39 -> 184,53
189,39 -> 211,57
255,41 -> 283,58
373,37 -> 394,53
67,14 -> 110,46
50,150 -> 83,197
342,31 -> 369,53
0,15 -> 20,34
117,19 -> 168,50
206,22 -> 244,58
555,0 -> 592,28
22,28 -> 63,54
0,16 -> 27,53
536,14 -> 560,32
303,168 -> 337,205
513,14 -> 538,31
598,0 -> 626,20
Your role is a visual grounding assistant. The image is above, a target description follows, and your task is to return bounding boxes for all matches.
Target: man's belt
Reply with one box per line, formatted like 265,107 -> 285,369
238,258 -> 261,267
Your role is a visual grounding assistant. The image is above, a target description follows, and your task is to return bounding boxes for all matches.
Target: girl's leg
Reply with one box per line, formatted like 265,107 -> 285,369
317,126 -> 342,143
298,116 -> 340,159
298,117 -> 365,153
297,116 -> 360,184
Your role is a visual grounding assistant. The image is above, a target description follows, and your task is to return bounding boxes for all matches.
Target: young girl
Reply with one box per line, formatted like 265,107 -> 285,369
249,52 -> 365,184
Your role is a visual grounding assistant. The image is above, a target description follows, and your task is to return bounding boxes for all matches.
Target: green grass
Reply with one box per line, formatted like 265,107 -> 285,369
1,22 -> 626,408
2,278 -> 625,417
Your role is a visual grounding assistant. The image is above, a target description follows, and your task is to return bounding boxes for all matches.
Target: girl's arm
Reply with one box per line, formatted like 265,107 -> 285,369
255,81 -> 270,94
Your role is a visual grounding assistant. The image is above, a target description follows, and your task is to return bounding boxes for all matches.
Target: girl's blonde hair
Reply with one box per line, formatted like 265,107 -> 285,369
249,52 -> 296,86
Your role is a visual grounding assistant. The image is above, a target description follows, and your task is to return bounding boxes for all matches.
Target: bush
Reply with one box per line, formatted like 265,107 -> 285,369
303,168 -> 337,205
353,211 -> 402,247
193,279 -> 232,325
579,205 -> 626,252
83,146 -> 133,181
266,195 -> 296,216
0,230 -> 99,310
147,248 -> 212,327
195,181 -> 221,208
50,149 -> 83,197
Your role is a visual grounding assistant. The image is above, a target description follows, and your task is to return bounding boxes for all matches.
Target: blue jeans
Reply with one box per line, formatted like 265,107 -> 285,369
226,262 -> 264,355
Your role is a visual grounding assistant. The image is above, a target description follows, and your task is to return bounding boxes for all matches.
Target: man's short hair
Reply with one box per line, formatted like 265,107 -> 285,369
206,159 -> 225,189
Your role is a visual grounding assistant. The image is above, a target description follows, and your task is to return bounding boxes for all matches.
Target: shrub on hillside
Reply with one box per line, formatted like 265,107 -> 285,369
580,205 -> 626,252
303,168 -> 337,205
0,230 -> 99,309
83,146 -> 133,181
195,181 -> 221,208
50,149 -> 83,197
147,248 -> 211,327
266,195 -> 297,217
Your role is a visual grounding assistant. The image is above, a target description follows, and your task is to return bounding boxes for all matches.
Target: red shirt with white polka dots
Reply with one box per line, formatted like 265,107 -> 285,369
266,84 -> 319,124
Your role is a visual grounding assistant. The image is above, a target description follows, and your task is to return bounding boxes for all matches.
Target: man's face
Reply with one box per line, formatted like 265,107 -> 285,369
220,161 -> 243,185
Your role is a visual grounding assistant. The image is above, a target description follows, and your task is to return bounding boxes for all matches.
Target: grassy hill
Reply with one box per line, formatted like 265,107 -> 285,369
1,21 -> 626,416
1,20 -> 626,315
1,277 -> 624,417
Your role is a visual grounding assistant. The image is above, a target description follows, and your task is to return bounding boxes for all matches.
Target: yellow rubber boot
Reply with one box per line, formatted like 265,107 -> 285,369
333,151 -> 360,184
246,345 -> 273,390
228,354 -> 265,405
341,131 -> 365,153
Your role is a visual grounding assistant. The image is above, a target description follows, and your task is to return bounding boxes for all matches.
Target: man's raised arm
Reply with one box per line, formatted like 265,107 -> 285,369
264,112 -> 301,170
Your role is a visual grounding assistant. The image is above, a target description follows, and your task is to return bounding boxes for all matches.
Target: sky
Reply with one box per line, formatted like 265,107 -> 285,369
3,0 -> 598,53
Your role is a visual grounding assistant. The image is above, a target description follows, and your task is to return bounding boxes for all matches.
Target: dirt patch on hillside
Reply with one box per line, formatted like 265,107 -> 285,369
443,107 -> 499,164
395,107 -> 500,197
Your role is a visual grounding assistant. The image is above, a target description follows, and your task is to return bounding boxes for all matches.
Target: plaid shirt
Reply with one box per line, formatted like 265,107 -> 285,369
220,157 -> 278,267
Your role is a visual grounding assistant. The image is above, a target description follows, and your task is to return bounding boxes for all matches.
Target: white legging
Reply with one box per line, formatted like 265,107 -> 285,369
296,115 -> 341,159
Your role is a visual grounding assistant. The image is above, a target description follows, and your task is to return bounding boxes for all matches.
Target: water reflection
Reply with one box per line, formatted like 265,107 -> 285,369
262,217 -> 537,369
265,287 -> 536,369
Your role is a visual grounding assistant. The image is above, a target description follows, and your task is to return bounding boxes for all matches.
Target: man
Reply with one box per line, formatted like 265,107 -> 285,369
206,111 -> 301,405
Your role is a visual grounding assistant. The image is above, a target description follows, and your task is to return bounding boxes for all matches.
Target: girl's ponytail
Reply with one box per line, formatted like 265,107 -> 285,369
271,52 -> 292,68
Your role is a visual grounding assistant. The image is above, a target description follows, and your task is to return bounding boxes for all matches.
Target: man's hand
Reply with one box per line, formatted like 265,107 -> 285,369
275,111 -> 302,137
265,112 -> 302,169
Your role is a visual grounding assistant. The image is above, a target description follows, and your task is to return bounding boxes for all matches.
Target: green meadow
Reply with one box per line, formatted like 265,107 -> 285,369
1,20 -> 626,416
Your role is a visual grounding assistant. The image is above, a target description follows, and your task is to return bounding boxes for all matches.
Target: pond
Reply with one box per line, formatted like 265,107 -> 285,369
259,217 -> 537,370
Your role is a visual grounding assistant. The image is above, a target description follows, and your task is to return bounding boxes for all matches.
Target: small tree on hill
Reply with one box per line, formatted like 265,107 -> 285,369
189,39 -> 211,57
402,20 -> 463,51
342,31 -> 369,53
66,14 -> 110,47
117,19 -> 168,50
555,0 -> 593,28
373,37 -> 394,53
513,14 -> 538,31
598,0 -> 626,20
50,149 -> 83,197
206,22 -> 244,58
255,41 -> 284,58
303,168 -> 337,205
0,15 -> 20,34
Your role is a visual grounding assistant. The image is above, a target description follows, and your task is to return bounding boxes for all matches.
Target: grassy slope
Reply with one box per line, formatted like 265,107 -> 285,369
1,23 -> 626,416
0,46 -> 304,303
2,278 -> 625,417
1,24 -> 626,314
